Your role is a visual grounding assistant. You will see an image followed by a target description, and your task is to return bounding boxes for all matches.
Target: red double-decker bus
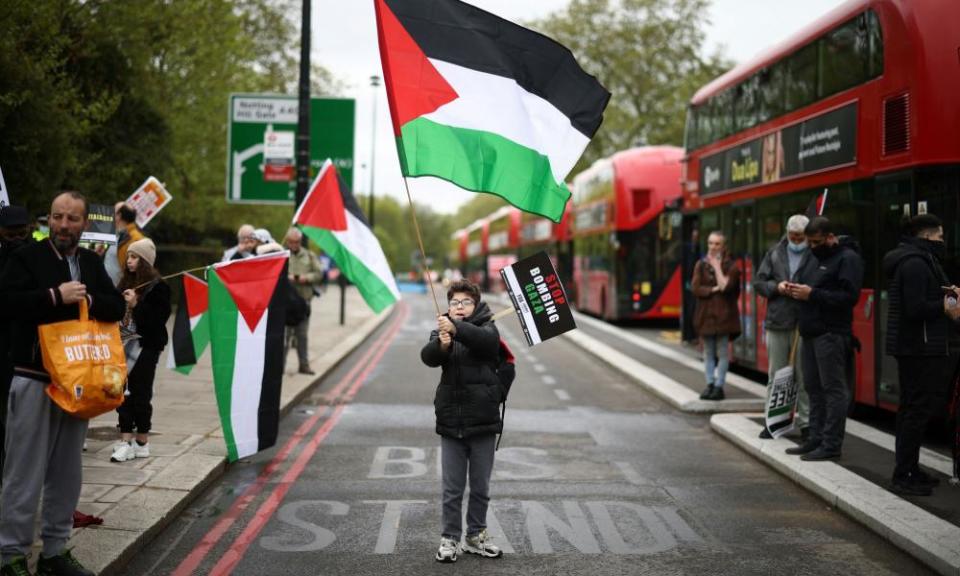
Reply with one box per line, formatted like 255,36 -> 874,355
518,205 -> 575,292
485,206 -> 521,293
681,0 -> 960,410
570,146 -> 685,320
462,219 -> 488,290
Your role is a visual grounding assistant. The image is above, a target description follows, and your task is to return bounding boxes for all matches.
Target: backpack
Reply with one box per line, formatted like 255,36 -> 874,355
496,338 -> 516,450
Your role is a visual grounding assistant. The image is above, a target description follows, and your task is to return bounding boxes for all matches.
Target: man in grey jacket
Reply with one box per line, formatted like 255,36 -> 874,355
754,214 -> 811,438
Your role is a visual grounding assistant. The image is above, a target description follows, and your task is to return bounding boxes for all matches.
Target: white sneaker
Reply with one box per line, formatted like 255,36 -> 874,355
435,537 -> 459,563
463,529 -> 502,558
110,442 -> 136,462
132,442 -> 150,458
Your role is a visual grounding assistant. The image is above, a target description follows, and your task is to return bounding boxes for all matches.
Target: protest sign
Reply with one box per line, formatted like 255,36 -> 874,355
80,204 -> 117,245
500,251 -> 576,346
0,165 -> 9,207
126,177 -> 172,228
765,365 -> 799,437
765,333 -> 801,438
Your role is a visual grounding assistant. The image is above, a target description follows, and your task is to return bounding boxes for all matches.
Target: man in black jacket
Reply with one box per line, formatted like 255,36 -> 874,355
0,192 -> 124,576
0,206 -> 32,482
421,280 -> 504,563
784,216 -> 864,461
754,214 -> 811,438
884,213 -> 959,496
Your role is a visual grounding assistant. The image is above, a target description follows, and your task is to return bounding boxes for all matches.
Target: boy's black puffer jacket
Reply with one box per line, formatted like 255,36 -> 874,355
421,301 -> 502,439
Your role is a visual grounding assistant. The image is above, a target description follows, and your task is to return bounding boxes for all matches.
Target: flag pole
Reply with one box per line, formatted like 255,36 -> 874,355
400,178 -> 441,316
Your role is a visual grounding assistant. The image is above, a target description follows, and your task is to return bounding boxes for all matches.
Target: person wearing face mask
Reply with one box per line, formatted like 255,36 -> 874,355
883,213 -> 959,496
783,216 -> 863,462
691,230 -> 741,401
753,214 -> 812,438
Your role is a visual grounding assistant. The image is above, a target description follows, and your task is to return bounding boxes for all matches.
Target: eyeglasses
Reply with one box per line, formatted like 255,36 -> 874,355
448,299 -> 475,308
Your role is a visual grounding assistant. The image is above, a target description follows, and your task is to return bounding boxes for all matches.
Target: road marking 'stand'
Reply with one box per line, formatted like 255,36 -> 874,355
554,389 -> 571,401
541,375 -> 557,386
171,303 -> 408,576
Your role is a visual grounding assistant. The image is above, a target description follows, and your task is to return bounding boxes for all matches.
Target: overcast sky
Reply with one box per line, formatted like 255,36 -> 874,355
308,0 -> 849,214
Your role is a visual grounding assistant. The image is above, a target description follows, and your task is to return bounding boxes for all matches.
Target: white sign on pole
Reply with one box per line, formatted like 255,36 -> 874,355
0,165 -> 10,208
126,176 -> 173,228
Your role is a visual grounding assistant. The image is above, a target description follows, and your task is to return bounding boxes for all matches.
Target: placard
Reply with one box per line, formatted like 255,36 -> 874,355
500,251 -> 576,346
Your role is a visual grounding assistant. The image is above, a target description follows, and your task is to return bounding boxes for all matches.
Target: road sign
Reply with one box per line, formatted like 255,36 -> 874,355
227,94 -> 355,204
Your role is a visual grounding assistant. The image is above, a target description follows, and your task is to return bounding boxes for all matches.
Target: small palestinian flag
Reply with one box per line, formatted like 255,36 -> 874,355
374,0 -> 610,222
207,252 -> 287,461
167,274 -> 210,375
294,160 -> 400,313
805,188 -> 829,218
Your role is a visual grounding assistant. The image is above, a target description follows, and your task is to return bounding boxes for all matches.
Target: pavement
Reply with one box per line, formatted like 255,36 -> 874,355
64,286 -> 392,575
544,302 -> 960,576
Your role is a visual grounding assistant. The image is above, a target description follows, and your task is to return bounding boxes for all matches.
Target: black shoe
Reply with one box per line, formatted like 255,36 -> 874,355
891,477 -> 933,497
298,366 -> 315,375
699,385 -> 715,400
800,447 -> 841,461
0,556 -> 32,576
705,386 -> 725,401
758,428 -> 773,439
37,550 -> 93,576
912,469 -> 941,488
785,441 -> 821,455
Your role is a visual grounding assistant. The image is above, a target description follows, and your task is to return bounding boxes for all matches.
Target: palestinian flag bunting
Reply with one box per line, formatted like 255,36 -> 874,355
374,0 -> 610,222
207,252 -> 287,462
166,274 -> 210,375
294,160 -> 400,313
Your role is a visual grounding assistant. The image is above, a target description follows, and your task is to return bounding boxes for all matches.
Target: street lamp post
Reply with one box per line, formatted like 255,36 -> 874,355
368,74 -> 381,229
295,0 -> 311,210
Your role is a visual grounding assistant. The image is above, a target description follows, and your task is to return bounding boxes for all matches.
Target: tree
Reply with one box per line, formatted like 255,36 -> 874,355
530,0 -> 731,173
0,0 -> 342,251
367,195 -> 452,276
449,194 -> 509,230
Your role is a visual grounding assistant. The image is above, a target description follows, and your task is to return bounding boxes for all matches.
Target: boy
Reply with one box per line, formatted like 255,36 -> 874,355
421,280 -> 505,563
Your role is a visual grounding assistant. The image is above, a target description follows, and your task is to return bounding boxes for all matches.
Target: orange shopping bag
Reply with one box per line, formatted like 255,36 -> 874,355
38,298 -> 127,419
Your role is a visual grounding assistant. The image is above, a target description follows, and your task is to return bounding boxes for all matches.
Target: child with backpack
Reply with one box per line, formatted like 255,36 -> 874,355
421,279 -> 514,563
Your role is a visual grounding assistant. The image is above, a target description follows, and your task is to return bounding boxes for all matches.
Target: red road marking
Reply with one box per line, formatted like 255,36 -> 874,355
171,305 -> 406,576
207,303 -> 409,575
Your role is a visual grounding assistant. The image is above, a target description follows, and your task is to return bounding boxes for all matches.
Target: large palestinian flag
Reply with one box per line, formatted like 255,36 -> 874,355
207,252 -> 287,462
294,160 -> 400,313
167,274 -> 210,375
374,0 -> 610,222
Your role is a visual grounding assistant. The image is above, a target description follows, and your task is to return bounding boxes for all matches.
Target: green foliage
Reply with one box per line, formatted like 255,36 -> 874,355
367,195 -> 452,275
449,194 -> 509,231
529,0 -> 731,173
0,0 -> 339,252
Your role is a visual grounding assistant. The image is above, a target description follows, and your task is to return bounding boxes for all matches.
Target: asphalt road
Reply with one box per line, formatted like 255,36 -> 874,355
119,293 -> 933,576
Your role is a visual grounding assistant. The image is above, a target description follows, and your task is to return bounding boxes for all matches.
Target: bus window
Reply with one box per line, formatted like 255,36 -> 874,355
758,64 -> 786,124
808,182 -> 876,289
786,42 -> 818,110
867,9 -> 884,78
819,15 -> 870,98
916,166 -> 960,284
734,75 -> 760,131
711,90 -> 734,142
758,198 -> 784,252
685,108 -> 699,150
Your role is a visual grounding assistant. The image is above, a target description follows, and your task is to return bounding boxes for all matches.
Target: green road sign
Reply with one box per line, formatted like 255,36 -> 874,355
227,94 -> 355,204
